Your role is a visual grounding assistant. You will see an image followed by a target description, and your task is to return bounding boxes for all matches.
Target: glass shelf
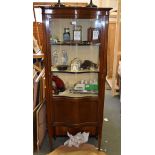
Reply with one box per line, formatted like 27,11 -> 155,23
53,89 -> 98,98
50,41 -> 101,46
51,68 -> 99,74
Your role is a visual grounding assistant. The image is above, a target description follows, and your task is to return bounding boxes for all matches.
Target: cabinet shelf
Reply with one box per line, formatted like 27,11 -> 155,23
50,41 -> 101,46
53,89 -> 98,98
51,69 -> 99,74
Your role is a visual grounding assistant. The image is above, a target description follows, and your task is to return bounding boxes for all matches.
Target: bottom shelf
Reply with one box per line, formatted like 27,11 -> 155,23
53,89 -> 98,98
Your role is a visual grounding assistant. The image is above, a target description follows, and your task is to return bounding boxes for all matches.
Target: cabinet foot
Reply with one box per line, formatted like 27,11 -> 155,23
97,127 -> 102,150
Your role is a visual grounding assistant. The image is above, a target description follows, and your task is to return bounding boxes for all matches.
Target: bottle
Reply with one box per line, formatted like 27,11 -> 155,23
63,28 -> 70,42
73,25 -> 82,42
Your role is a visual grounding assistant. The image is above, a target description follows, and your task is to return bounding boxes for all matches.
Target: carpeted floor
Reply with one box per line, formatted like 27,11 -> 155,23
34,90 -> 121,155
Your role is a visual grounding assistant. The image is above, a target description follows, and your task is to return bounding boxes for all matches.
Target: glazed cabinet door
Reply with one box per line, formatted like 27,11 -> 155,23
49,18 -> 104,98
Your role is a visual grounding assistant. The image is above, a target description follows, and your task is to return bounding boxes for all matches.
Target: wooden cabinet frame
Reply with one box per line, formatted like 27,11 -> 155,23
41,6 -> 112,150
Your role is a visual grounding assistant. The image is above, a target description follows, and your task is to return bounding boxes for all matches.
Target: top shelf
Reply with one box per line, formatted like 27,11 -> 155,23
50,41 -> 100,46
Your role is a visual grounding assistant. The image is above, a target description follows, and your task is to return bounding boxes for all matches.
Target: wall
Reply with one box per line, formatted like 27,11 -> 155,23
101,0 -> 117,10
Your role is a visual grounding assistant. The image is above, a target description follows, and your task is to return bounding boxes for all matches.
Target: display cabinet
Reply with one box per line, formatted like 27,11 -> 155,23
41,6 -> 112,149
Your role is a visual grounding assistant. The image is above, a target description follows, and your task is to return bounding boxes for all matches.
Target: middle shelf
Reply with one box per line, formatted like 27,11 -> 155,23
51,67 -> 99,74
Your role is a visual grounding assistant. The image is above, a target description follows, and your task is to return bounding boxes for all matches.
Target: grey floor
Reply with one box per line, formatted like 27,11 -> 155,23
34,89 -> 121,155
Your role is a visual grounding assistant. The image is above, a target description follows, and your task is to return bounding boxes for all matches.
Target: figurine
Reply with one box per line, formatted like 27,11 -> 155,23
70,58 -> 81,72
61,50 -> 68,65
52,50 -> 58,66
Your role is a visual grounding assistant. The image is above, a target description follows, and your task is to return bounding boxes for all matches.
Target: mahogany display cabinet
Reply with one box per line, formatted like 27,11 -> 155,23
41,6 -> 112,149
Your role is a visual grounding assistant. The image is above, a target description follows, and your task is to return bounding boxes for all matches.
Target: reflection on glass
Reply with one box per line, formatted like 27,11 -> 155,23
50,18 -> 101,97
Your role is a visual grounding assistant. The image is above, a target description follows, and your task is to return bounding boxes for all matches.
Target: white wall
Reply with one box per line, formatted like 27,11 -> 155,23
103,0 -> 117,10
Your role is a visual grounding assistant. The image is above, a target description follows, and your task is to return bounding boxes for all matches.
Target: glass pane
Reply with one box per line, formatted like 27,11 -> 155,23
49,18 -> 102,97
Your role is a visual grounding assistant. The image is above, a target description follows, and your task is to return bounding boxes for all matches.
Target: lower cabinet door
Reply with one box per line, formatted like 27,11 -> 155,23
53,97 -> 98,135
